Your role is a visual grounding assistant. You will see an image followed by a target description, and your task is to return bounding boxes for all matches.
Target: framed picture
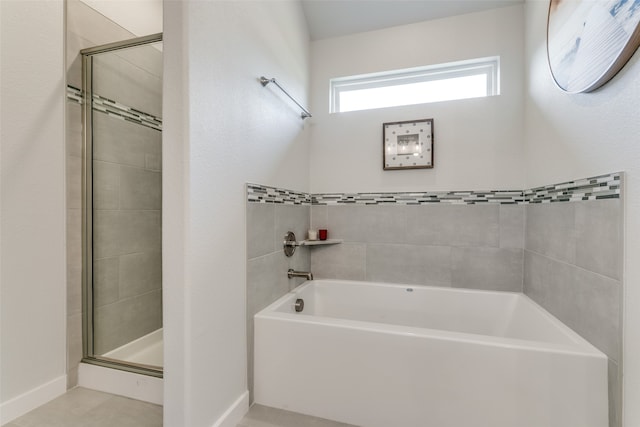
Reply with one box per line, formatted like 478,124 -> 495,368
547,0 -> 640,93
383,119 -> 433,170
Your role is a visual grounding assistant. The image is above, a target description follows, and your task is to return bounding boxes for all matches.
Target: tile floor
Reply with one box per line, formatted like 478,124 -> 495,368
6,388 -> 356,427
237,404 -> 357,427
6,387 -> 162,427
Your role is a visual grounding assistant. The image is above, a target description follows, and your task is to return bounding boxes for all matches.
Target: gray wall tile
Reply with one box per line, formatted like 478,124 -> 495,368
93,52 -> 162,118
525,202 -> 575,264
94,290 -> 162,355
93,210 -> 120,259
119,251 -> 162,298
93,113 -> 161,169
247,202 -> 275,259
93,161 -> 120,210
327,205 -> 406,244
117,210 -> 162,255
570,267 -> 621,362
575,199 -> 623,280
366,243 -> 451,286
310,205 -> 328,230
119,166 -> 161,210
246,203 -> 311,401
499,204 -> 524,248
66,155 -> 82,210
274,204 -> 310,250
67,313 -> 83,373
311,243 -> 366,281
66,102 -> 83,158
524,251 -> 620,362
405,204 -> 500,247
452,247 -> 523,292
93,257 -> 119,307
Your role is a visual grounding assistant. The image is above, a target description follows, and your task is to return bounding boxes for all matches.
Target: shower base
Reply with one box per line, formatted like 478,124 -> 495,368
103,328 -> 163,368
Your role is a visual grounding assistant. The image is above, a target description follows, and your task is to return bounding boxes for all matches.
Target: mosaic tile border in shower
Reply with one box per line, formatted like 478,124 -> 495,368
247,183 -> 311,205
66,85 -> 162,132
247,172 -> 621,205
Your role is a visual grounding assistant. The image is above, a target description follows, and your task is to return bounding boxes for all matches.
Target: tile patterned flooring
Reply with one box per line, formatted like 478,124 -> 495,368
238,404 -> 357,427
5,388 -> 356,427
6,387 -> 162,427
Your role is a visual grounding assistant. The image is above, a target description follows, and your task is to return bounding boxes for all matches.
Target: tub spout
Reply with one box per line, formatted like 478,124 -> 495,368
287,268 -> 313,281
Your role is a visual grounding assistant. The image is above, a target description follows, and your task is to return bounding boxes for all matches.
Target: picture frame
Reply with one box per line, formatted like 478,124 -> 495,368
383,118 -> 433,170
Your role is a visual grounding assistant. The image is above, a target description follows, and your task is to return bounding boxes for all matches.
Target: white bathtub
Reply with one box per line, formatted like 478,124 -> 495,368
254,280 -> 607,427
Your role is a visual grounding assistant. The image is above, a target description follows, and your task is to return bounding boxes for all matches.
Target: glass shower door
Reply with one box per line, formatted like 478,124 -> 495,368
82,34 -> 163,376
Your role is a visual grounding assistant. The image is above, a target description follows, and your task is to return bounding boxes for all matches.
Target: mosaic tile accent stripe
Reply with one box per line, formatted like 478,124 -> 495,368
247,183 -> 311,205
66,85 -> 162,131
247,172 -> 621,205
524,172 -> 621,203
312,190 -> 524,205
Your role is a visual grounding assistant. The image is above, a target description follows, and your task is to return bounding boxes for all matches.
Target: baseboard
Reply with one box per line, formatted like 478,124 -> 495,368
0,375 -> 67,425
78,363 -> 163,405
211,391 -> 249,427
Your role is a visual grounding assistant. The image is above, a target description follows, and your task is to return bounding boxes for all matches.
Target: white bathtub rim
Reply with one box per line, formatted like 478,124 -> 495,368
256,279 -> 605,358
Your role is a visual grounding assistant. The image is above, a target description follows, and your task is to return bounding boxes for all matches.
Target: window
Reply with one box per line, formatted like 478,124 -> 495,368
330,57 -> 500,113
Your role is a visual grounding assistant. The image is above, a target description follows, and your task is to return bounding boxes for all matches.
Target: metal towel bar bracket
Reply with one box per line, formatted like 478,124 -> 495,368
260,76 -> 312,120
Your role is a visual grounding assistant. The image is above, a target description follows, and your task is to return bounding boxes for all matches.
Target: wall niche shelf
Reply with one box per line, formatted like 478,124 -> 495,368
299,239 -> 343,246
283,231 -> 342,257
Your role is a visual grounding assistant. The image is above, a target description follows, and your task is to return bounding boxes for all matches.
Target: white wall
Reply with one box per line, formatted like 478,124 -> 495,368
523,1 -> 640,425
163,0 -> 310,425
309,5 -> 525,193
0,0 -> 67,423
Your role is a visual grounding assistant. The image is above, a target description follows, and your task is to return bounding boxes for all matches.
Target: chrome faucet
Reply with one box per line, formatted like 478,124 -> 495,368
287,268 -> 313,280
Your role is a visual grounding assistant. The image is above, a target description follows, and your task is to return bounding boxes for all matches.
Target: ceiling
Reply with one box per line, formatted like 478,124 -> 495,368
301,0 -> 525,40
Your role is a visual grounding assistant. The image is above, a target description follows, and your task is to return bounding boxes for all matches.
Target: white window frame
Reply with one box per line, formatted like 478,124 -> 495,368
330,56 -> 500,113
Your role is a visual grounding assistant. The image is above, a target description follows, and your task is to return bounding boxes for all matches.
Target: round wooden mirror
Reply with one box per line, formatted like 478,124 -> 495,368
547,0 -> 640,93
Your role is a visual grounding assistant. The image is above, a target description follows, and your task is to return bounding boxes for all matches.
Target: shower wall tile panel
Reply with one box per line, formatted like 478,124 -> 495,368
94,289 -> 163,355
119,251 -> 163,298
93,52 -> 162,118
93,257 -> 119,308
66,0 -> 163,386
119,166 -> 162,210
93,113 -> 162,167
246,201 -> 310,402
93,161 -> 120,210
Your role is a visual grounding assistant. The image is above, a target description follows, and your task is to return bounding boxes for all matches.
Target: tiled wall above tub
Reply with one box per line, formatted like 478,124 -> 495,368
523,194 -> 623,427
310,203 -> 524,291
245,184 -> 311,402
246,172 -> 623,421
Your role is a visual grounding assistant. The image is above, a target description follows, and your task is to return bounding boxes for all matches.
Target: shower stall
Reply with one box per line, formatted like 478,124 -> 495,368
81,34 -> 163,378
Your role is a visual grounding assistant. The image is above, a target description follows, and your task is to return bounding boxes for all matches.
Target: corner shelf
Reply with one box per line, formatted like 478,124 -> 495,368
299,239 -> 343,246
